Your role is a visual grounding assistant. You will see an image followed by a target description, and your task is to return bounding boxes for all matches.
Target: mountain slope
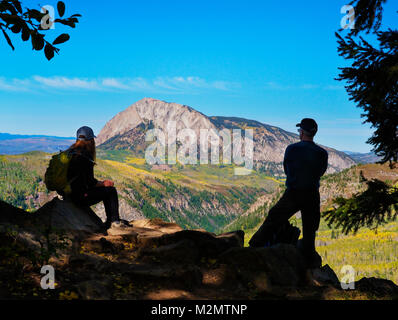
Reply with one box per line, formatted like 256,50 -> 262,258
344,151 -> 382,164
96,98 -> 356,177
0,133 -> 74,155
0,152 -> 279,233
224,162 -> 398,236
210,116 -> 355,174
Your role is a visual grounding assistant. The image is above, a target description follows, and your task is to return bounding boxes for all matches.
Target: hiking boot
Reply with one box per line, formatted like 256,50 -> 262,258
296,240 -> 322,269
110,219 -> 131,229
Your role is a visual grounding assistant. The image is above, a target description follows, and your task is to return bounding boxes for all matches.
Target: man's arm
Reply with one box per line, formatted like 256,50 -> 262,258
320,150 -> 328,177
283,146 -> 291,175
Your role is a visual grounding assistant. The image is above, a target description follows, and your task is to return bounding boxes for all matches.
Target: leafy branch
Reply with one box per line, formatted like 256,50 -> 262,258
0,0 -> 81,60
323,172 -> 398,234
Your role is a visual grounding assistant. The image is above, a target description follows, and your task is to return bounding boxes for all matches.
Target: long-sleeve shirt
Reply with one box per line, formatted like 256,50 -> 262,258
283,141 -> 328,190
67,149 -> 98,201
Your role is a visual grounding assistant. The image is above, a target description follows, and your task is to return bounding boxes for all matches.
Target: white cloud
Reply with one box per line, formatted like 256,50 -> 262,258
0,77 -> 31,92
264,82 -> 343,91
264,82 -> 290,90
0,76 -> 239,94
300,84 -> 319,90
33,76 -> 100,90
323,85 -> 345,90
101,78 -> 130,89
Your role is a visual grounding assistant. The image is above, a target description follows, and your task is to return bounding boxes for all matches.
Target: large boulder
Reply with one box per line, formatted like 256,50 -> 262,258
35,197 -> 104,233
0,199 -> 30,225
307,264 -> 341,288
137,239 -> 199,265
355,277 -> 398,297
137,229 -> 244,255
218,244 -> 307,290
132,218 -> 183,234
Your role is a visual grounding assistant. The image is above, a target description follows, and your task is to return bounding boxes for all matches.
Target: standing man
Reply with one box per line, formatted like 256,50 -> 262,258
249,118 -> 328,268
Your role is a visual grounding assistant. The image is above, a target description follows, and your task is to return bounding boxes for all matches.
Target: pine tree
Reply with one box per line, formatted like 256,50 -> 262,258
323,0 -> 398,233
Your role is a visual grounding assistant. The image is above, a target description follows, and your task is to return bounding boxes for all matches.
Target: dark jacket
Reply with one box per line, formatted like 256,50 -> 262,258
283,141 -> 328,190
67,148 -> 98,201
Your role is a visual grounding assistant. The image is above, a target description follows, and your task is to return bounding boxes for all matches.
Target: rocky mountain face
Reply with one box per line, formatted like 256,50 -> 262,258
96,98 -> 355,176
96,98 -> 214,146
1,198 -> 397,300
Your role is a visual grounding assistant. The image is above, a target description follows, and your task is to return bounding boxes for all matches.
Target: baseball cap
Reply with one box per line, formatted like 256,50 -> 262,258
296,118 -> 318,135
76,126 -> 96,141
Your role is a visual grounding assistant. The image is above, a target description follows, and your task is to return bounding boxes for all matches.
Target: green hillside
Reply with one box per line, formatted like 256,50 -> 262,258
0,150 -> 279,233
1,150 -> 397,284
223,163 -> 398,285
0,152 -> 51,211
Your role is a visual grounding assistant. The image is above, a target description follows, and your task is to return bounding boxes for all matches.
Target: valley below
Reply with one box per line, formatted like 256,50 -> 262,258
0,149 -> 397,287
0,98 -> 397,299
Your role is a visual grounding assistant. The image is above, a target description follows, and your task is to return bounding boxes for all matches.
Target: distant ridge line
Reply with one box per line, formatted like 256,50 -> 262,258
0,133 -> 75,140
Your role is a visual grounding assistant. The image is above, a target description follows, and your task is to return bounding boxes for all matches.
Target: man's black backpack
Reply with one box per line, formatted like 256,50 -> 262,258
264,221 -> 301,247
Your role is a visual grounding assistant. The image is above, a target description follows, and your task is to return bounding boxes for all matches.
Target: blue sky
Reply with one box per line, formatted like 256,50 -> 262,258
0,0 -> 397,152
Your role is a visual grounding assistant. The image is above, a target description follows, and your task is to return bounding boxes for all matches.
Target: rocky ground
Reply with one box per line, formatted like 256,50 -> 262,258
0,197 -> 397,300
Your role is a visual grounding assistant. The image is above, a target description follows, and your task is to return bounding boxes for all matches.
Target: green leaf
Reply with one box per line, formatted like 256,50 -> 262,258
0,14 -> 19,25
52,33 -> 70,45
11,23 -> 22,34
31,32 -> 44,51
21,27 -> 30,41
0,2 -> 17,15
57,1 -> 66,18
54,19 -> 76,28
1,29 -> 15,50
27,9 -> 45,23
14,1 -> 22,14
44,44 -> 55,61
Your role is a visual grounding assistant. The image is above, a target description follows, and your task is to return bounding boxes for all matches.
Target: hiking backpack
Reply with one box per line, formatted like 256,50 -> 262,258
44,150 -> 76,195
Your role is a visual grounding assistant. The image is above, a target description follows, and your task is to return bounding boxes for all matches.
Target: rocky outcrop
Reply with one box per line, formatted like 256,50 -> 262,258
35,197 -> 104,233
0,200 -> 397,300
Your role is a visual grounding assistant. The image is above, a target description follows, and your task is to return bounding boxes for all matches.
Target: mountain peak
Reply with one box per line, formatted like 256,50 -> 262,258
96,98 -> 214,145
135,97 -> 164,105
96,99 -> 356,174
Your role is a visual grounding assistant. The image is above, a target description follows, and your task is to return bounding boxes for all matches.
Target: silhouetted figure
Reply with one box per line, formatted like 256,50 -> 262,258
67,126 -> 128,230
249,118 -> 328,268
